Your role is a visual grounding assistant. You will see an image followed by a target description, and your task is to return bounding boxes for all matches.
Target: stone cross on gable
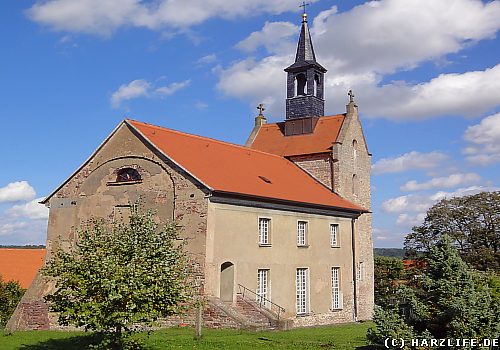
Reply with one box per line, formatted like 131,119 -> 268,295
257,103 -> 265,116
348,89 -> 355,103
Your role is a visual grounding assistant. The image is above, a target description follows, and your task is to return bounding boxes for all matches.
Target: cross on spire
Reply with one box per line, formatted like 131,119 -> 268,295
300,1 -> 309,22
348,89 -> 355,103
257,103 -> 265,116
300,1 -> 309,14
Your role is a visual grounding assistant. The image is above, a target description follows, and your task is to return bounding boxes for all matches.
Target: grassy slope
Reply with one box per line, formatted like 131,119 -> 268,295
1,322 -> 373,350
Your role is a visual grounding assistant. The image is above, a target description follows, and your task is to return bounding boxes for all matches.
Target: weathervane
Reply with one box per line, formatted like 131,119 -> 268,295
257,103 -> 265,116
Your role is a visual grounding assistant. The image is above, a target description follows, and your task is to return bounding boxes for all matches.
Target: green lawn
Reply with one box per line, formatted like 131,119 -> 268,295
1,322 -> 374,350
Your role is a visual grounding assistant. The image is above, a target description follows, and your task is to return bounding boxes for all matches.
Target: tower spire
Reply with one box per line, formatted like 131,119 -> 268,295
284,6 -> 327,122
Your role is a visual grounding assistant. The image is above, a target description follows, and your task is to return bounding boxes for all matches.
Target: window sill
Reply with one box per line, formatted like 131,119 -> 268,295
295,313 -> 311,317
330,245 -> 341,248
107,180 -> 143,186
297,245 -> 309,248
330,308 -> 343,312
259,244 -> 272,247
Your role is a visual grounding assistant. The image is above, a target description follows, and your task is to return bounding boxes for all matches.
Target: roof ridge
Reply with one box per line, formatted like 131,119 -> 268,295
126,119 -> 291,161
260,114 -> 345,128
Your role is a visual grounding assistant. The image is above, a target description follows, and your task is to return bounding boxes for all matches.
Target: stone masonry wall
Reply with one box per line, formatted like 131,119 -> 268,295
332,103 -> 374,321
288,154 -> 333,190
7,123 -> 209,331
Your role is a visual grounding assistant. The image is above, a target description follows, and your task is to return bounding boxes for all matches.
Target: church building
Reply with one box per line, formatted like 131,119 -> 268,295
8,11 -> 373,331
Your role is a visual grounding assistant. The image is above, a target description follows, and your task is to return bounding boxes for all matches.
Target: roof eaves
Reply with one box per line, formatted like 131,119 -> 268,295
211,190 -> 368,216
125,120 -> 214,192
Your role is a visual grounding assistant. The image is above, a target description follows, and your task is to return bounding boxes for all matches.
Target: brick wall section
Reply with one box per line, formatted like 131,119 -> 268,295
11,301 -> 50,330
288,154 -> 333,190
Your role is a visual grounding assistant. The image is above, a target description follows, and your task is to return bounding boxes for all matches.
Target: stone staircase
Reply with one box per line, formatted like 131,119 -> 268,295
235,294 -> 277,329
206,293 -> 290,331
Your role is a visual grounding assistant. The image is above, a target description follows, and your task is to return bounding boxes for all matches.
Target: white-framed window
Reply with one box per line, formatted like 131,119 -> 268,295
296,268 -> 309,315
330,223 -> 339,247
258,218 -> 271,245
257,269 -> 269,307
331,267 -> 343,310
297,221 -> 308,246
356,261 -> 365,281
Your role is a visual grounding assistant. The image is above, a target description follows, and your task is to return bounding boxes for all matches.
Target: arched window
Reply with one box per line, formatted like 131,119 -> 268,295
116,168 -> 141,182
352,174 -> 358,196
352,139 -> 358,170
314,74 -> 320,97
295,74 -> 307,96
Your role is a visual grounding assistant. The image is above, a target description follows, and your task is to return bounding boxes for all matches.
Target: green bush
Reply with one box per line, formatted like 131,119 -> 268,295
0,275 -> 25,328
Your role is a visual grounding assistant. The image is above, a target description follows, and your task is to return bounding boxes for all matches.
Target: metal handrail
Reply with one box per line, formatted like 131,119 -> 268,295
237,284 -> 285,320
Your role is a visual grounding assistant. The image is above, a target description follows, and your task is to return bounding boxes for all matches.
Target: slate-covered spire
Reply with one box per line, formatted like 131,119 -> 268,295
284,11 -> 327,122
294,13 -> 318,65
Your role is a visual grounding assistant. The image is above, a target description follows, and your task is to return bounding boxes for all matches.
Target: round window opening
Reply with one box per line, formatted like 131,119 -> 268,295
116,168 -> 141,182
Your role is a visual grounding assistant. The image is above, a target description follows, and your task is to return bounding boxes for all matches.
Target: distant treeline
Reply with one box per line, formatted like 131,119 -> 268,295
0,245 -> 46,249
374,248 -> 406,259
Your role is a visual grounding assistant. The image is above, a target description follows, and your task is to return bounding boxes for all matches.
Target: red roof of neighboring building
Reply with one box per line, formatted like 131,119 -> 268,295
249,114 -> 345,156
127,120 -> 365,212
0,249 -> 45,288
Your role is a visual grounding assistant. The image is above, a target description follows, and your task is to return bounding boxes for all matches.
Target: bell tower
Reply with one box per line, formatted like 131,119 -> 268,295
285,10 -> 327,121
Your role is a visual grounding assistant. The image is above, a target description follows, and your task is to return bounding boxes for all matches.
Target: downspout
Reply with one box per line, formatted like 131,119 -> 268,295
351,218 -> 358,321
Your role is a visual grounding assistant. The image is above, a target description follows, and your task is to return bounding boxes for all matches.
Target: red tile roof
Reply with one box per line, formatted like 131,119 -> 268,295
0,249 -> 45,288
127,120 -> 364,212
249,114 -> 345,156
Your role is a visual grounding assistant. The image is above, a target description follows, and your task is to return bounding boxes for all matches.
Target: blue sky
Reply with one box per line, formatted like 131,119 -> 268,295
0,0 -> 499,247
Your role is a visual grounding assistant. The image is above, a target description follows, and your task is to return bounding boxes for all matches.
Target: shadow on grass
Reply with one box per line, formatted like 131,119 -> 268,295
16,334 -> 101,350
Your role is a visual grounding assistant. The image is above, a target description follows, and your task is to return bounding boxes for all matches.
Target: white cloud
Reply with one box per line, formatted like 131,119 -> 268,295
216,0 -> 500,120
382,186 -> 497,214
430,185 -> 498,202
8,198 -> 49,220
111,79 -> 150,108
372,151 -> 448,175
27,0 -> 319,36
217,56 -> 289,112
236,21 -> 298,55
196,54 -> 217,66
362,65 -> 500,119
396,213 -> 426,227
463,112 -> 500,165
401,173 -> 481,191
111,78 -> 189,108
0,217 -> 47,244
155,80 -> 190,96
381,194 -> 433,214
0,181 -> 36,203
0,222 -> 28,236
312,0 -> 500,75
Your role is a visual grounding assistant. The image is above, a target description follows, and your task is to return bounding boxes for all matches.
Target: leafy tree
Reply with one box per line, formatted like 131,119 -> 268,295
374,256 -> 405,307
43,208 -> 195,349
0,275 -> 25,329
369,235 -> 500,349
405,191 -> 500,272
